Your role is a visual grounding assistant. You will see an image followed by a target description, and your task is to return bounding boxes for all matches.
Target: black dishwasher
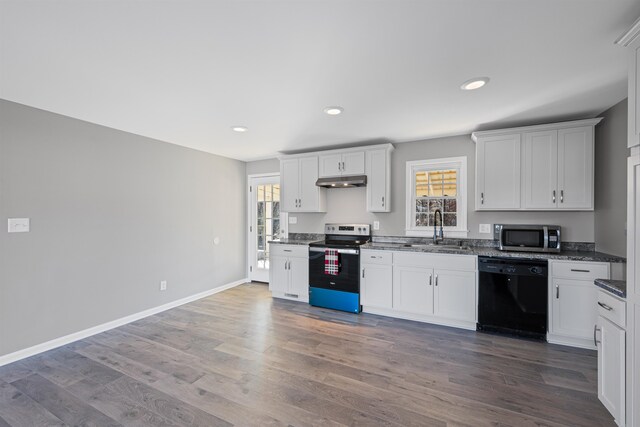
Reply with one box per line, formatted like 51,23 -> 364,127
477,257 -> 548,340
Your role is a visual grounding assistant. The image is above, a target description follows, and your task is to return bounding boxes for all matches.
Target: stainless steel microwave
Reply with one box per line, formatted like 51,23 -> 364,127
494,224 -> 561,253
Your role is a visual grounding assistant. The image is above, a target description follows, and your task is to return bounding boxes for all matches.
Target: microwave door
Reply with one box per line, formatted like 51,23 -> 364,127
503,229 -> 545,249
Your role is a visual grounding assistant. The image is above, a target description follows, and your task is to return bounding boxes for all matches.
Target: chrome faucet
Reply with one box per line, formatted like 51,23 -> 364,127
433,209 -> 444,244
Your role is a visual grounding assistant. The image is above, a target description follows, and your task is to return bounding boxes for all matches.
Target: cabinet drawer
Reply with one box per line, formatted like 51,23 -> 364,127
361,250 -> 392,265
393,251 -> 476,271
597,290 -> 626,328
551,261 -> 609,280
270,244 -> 308,258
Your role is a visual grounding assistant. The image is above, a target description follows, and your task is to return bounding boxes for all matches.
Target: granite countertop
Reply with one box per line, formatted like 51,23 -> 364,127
269,238 -> 318,246
594,279 -> 627,298
361,242 -> 626,263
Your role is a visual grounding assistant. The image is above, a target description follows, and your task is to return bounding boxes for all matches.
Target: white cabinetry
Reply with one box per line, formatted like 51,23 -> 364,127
619,27 -> 640,148
366,148 -> 391,212
360,250 -> 393,309
473,119 -> 601,211
362,251 -> 477,330
475,133 -> 521,210
280,156 -> 326,213
548,260 -> 610,349
595,289 -> 626,426
319,151 -> 365,177
269,245 -> 309,302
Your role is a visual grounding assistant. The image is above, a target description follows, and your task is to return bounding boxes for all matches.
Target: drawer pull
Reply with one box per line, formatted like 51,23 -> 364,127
284,249 -> 292,252
594,324 -> 600,346
556,284 -> 559,299
362,269 -> 365,278
597,301 -> 613,311
570,269 -> 590,273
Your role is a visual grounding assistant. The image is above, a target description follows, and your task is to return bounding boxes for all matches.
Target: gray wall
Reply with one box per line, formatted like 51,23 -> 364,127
595,99 -> 629,256
246,158 -> 280,176
0,100 -> 247,358
250,135 -> 596,242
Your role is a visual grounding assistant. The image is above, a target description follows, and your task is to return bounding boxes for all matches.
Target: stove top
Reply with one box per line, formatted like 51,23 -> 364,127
308,223 -> 371,248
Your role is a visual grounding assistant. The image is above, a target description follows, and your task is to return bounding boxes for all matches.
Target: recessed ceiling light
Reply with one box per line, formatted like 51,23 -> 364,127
460,77 -> 490,91
231,126 -> 248,132
324,106 -> 344,115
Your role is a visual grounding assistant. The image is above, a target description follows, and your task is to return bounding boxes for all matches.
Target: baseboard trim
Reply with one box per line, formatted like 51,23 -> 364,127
547,333 -> 597,350
362,306 -> 476,331
0,278 -> 248,367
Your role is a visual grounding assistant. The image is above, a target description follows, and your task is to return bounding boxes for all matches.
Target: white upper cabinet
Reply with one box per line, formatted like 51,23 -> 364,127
618,28 -> 640,148
319,151 -> 365,177
475,133 -> 521,210
366,148 -> 391,212
280,156 -> 326,213
557,126 -> 594,209
473,118 -> 601,211
523,130 -> 558,209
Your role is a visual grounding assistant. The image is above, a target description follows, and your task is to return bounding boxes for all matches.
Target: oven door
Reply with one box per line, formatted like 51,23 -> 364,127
308,247 -> 360,293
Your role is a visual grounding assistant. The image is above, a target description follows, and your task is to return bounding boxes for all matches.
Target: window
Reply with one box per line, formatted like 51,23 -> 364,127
256,183 -> 280,269
406,156 -> 467,237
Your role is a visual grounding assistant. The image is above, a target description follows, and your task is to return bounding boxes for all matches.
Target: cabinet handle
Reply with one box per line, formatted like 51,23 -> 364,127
481,192 -> 484,204
560,190 -> 564,203
435,274 -> 438,286
362,269 -> 365,278
553,190 -> 556,203
342,161 -> 345,171
428,274 -> 432,286
571,269 -> 590,273
598,301 -> 613,311
594,324 -> 600,346
283,249 -> 292,252
381,196 -> 385,207
556,284 -> 559,299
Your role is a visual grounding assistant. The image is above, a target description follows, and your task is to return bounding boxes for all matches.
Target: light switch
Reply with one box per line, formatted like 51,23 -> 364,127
479,223 -> 491,234
289,216 -> 297,224
8,218 -> 30,233
373,221 -> 380,230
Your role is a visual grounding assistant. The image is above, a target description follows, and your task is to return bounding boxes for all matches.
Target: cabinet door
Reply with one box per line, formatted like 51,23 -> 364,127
319,153 -> 342,177
280,159 -> 300,212
523,130 -> 558,209
551,278 -> 597,339
298,156 -> 321,211
288,256 -> 309,300
557,126 -> 593,210
392,266 -> 433,315
342,151 -> 365,175
433,269 -> 476,322
476,134 -> 521,210
361,264 -> 393,309
269,255 -> 289,293
629,37 -> 640,148
597,316 -> 626,425
366,149 -> 388,212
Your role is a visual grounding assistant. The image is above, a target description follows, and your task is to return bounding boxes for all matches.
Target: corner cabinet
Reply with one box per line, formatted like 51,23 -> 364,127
280,156 -> 326,213
473,118 -> 601,211
547,260 -> 610,349
269,244 -> 309,302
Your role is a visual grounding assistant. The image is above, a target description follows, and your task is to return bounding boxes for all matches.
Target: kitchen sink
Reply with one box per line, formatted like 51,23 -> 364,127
401,243 -> 471,251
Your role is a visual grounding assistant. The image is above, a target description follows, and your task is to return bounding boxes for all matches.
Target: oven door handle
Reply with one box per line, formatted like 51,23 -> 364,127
309,247 -> 359,255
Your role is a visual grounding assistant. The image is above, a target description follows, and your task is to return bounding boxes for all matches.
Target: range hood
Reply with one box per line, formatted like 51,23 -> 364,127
316,175 -> 367,188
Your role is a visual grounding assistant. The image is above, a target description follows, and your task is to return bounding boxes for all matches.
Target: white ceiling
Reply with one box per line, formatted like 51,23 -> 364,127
1,1 -> 639,161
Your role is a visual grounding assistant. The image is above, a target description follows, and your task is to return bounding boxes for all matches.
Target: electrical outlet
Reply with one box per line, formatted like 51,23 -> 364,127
373,221 -> 380,230
289,216 -> 297,224
479,224 -> 492,234
160,280 -> 167,291
8,218 -> 30,233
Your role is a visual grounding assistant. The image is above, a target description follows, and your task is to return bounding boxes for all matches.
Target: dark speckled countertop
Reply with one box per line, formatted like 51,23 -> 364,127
594,279 -> 627,298
361,242 -> 625,263
269,238 -> 319,246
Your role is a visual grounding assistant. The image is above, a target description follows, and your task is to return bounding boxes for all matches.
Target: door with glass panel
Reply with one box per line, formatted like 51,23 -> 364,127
249,175 -> 282,282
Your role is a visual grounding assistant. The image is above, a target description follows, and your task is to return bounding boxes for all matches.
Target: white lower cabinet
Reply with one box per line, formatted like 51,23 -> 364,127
596,287 -> 626,426
269,245 -> 309,302
548,260 -> 611,349
362,250 -> 477,330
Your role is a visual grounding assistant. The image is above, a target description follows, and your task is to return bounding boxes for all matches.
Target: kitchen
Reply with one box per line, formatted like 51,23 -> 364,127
1,1 -> 639,426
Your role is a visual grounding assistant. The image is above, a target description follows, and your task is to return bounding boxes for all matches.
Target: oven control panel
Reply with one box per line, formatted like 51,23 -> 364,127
324,223 -> 370,236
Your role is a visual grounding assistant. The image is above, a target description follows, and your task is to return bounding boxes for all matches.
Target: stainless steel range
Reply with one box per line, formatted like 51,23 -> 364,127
308,224 -> 371,313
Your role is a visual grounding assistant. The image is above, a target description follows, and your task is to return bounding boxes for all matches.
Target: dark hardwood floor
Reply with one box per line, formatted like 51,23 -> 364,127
0,282 -> 615,426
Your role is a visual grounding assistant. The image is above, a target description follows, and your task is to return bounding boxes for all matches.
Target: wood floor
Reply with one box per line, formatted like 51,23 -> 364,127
0,282 -> 615,426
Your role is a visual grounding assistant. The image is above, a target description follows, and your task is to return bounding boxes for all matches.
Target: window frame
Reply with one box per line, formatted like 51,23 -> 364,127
405,156 -> 468,237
